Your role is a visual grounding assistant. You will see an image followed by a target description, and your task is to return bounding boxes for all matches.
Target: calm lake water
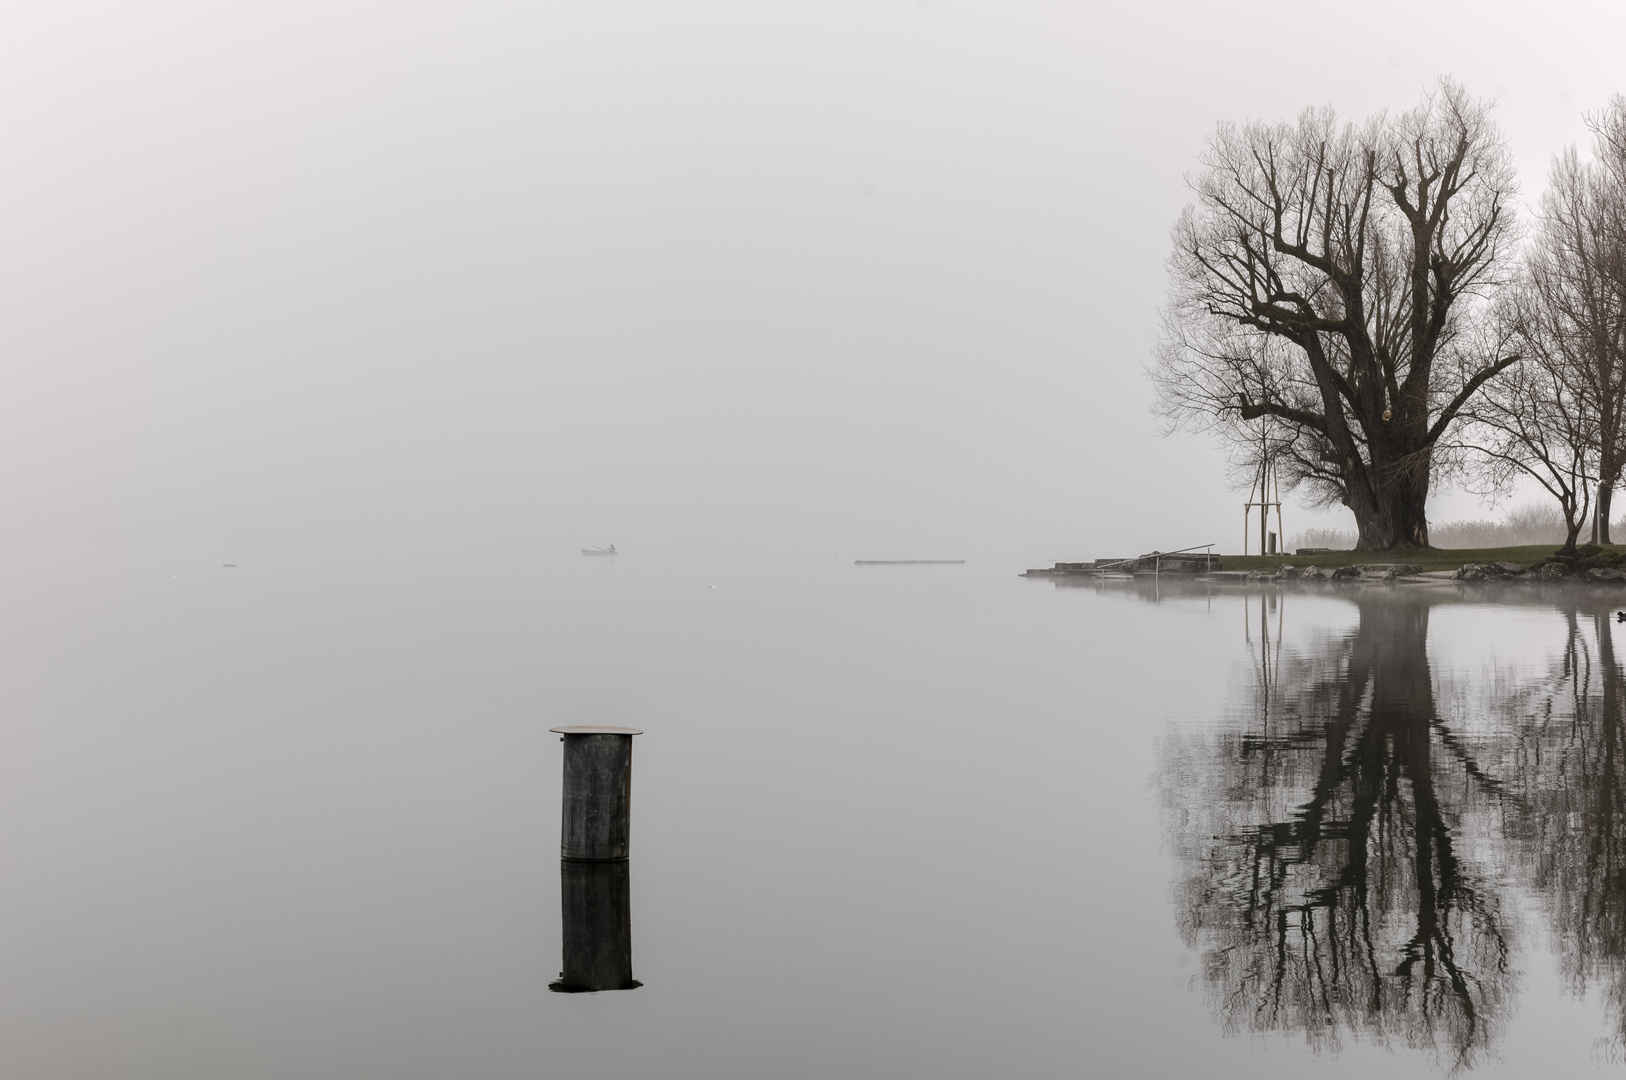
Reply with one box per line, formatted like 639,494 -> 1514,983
5,549 -> 1626,1076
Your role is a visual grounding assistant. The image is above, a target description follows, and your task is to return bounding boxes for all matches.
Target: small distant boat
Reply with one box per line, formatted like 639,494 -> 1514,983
582,545 -> 618,556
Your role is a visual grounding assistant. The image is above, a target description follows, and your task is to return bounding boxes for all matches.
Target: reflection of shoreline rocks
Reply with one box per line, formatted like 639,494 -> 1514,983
1036,571 -> 1626,609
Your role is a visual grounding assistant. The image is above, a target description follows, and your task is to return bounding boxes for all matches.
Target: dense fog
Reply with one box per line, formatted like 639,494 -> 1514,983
2,0 -> 1621,563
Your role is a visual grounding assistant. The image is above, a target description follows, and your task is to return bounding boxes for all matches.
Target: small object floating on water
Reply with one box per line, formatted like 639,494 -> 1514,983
853,559 -> 965,565
582,544 -> 617,556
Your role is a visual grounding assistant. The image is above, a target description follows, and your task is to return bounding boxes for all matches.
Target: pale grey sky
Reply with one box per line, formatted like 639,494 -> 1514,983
1,0 -> 1619,563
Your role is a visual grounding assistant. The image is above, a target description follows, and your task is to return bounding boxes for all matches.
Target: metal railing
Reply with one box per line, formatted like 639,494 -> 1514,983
1091,543 -> 1217,577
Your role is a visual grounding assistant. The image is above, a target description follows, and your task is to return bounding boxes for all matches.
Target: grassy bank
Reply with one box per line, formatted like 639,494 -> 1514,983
1219,545 -> 1626,573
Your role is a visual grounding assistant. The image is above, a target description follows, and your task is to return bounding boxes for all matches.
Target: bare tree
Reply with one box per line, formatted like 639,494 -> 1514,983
1526,98 -> 1626,543
1152,81 -> 1520,552
1452,316 -> 1597,554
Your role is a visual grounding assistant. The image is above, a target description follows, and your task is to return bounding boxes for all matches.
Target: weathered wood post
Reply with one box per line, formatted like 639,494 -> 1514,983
549,859 -> 640,993
550,725 -> 642,862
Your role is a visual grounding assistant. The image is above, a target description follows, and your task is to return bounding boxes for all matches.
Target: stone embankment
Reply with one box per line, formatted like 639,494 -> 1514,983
1456,561 -> 1626,582
1235,558 -> 1626,583
1023,545 -> 1626,585
1251,563 -> 1425,581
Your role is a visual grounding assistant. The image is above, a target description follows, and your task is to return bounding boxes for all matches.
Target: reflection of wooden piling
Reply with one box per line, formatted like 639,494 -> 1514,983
549,859 -> 641,993
550,726 -> 642,862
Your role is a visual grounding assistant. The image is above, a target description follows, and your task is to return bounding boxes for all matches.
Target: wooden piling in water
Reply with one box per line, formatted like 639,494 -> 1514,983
550,725 -> 642,862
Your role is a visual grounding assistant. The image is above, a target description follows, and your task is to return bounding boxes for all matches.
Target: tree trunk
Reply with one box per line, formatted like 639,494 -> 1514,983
1599,482 -> 1615,546
1348,457 -> 1431,552
1562,514 -> 1584,555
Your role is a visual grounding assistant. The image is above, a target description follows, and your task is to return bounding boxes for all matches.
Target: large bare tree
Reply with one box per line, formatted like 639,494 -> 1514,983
1152,82 -> 1520,551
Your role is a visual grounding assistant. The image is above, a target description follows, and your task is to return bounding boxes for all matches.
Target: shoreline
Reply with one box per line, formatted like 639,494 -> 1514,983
1022,554 -> 1626,586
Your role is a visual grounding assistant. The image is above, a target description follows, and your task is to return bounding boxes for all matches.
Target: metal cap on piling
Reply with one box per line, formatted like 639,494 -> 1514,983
551,726 -> 643,862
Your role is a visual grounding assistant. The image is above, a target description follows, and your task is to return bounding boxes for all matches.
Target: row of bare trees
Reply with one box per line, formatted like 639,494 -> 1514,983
1152,82 -> 1626,553
1458,99 -> 1626,550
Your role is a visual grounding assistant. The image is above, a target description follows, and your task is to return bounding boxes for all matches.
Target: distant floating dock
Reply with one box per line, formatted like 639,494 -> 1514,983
855,560 -> 966,565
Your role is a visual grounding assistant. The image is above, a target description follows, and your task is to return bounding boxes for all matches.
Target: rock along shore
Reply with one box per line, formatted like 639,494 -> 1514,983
1020,549 -> 1626,585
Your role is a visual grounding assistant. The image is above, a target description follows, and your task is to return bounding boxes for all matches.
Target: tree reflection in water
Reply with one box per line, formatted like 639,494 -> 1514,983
1164,593 -> 1515,1069
1512,608 -> 1626,1058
